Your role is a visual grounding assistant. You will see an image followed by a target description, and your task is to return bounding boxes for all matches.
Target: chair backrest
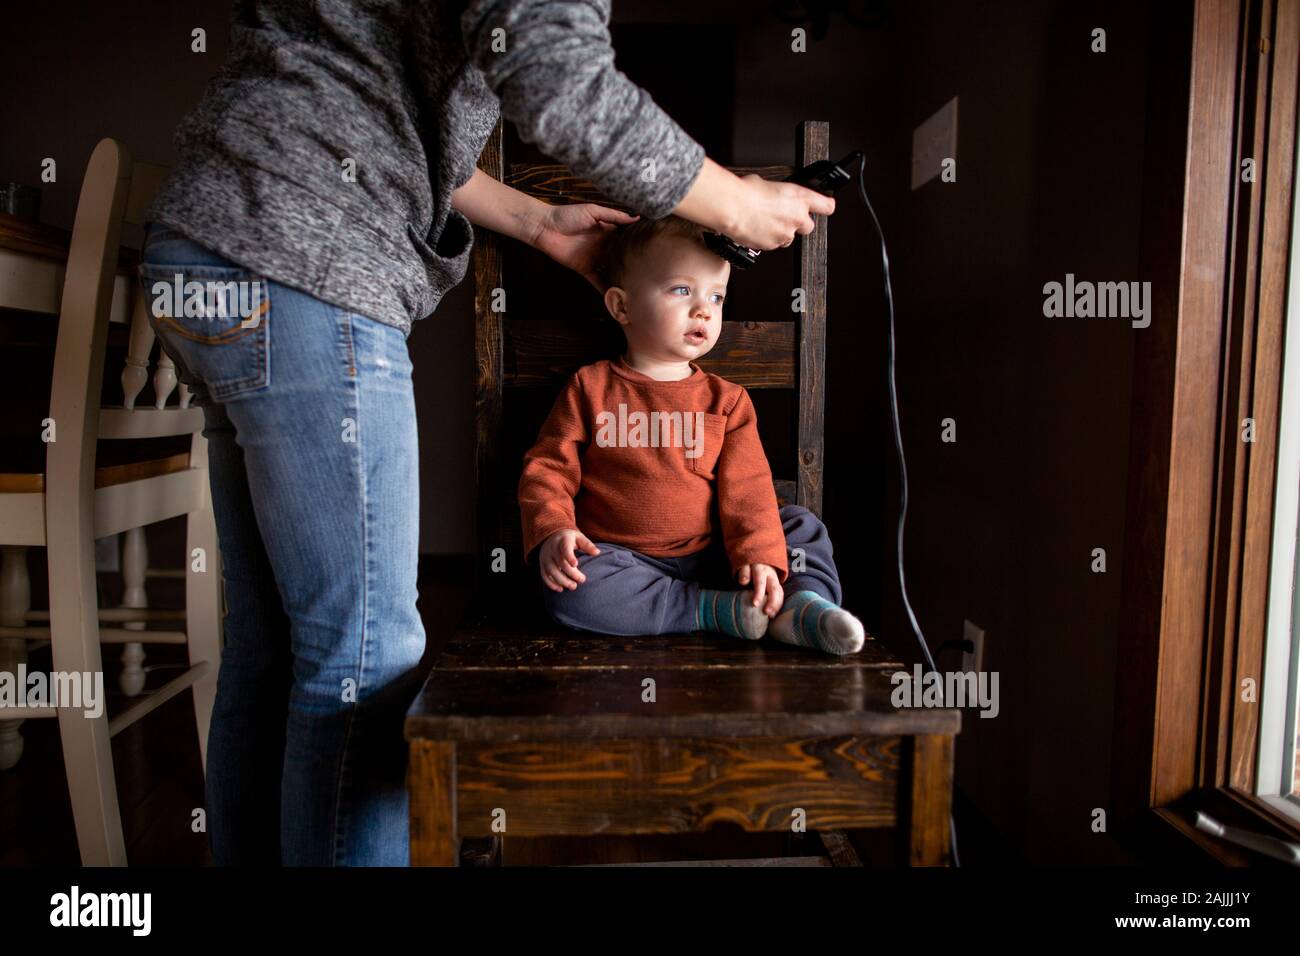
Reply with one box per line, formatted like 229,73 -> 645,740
45,138 -> 203,532
468,120 -> 831,622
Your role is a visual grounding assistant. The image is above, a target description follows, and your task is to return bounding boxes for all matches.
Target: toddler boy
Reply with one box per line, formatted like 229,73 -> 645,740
518,215 -> 864,655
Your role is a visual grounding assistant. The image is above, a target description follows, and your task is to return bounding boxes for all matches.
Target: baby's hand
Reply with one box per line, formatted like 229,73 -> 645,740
736,563 -> 783,617
539,529 -> 601,592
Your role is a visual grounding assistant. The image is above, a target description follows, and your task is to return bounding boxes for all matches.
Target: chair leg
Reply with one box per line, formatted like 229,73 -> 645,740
186,433 -> 222,776
0,546 -> 31,770
118,528 -> 147,697
905,734 -> 954,866
409,740 -> 459,866
47,534 -> 126,866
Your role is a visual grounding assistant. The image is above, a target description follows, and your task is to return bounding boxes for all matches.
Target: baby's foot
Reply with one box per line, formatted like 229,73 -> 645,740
768,590 -> 864,655
696,588 -> 770,640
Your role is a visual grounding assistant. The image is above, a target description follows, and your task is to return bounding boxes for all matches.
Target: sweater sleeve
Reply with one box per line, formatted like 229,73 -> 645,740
518,373 -> 589,564
460,0 -> 706,218
715,389 -> 789,583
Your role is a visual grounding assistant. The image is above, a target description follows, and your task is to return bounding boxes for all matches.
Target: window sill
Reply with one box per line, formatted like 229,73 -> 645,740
1142,787 -> 1300,866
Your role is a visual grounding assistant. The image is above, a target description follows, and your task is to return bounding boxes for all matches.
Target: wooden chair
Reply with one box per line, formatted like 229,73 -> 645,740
406,120 -> 959,866
0,138 -> 221,865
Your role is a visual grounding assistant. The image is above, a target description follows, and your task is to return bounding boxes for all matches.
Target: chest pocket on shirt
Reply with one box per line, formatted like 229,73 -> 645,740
687,413 -> 728,477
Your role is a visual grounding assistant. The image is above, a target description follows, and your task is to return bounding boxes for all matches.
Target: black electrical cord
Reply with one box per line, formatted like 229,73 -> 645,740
848,151 -> 962,868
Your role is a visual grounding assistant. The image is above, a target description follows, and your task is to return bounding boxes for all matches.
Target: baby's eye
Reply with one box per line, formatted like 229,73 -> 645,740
671,286 -> 725,305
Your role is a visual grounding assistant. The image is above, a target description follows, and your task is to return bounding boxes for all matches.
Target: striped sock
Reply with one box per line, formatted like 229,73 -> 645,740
768,590 -> 865,655
695,588 -> 769,640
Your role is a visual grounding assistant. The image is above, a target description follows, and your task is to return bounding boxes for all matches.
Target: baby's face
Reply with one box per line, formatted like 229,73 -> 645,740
604,234 -> 730,364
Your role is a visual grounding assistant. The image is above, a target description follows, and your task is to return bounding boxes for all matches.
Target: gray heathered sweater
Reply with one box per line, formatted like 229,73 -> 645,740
147,0 -> 706,337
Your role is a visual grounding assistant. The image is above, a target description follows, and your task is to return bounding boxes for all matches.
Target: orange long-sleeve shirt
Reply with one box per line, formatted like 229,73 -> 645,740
519,356 -> 788,583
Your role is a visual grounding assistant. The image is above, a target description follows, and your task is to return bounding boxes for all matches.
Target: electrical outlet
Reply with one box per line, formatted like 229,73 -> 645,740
962,619 -> 985,673
911,96 -> 958,190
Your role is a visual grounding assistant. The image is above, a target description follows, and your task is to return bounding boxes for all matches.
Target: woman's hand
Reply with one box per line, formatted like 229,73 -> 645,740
530,202 -> 640,294
736,562 -> 784,618
724,174 -> 836,252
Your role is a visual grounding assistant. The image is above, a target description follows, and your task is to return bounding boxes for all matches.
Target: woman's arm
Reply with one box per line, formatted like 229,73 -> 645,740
451,168 -> 549,247
462,0 -> 703,221
670,157 -> 745,236
452,167 -> 639,294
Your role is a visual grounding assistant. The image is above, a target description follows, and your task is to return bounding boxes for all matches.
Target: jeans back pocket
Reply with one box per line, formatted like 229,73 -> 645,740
138,254 -> 271,403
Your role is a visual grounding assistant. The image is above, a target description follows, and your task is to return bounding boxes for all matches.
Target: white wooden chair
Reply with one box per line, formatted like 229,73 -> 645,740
0,138 -> 222,865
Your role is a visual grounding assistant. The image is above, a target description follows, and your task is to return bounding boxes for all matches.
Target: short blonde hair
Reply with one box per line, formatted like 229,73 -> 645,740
598,214 -> 711,289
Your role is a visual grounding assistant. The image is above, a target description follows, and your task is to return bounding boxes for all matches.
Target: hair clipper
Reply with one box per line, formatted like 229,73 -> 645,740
702,151 -> 862,269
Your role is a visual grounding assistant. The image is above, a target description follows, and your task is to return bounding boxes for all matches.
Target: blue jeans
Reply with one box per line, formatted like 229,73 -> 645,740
138,222 -> 426,866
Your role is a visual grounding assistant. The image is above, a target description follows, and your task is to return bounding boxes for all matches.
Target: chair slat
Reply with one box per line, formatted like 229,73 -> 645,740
507,319 -> 794,389
99,407 -> 205,439
794,121 -> 830,517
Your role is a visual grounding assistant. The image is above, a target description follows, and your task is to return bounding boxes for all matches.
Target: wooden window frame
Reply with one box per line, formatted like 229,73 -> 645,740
1114,0 -> 1300,863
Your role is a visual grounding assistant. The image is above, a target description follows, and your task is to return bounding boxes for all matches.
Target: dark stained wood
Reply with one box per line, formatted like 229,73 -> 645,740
408,739 -> 458,866
451,736 -> 900,836
507,318 -> 795,388
432,627 -> 903,670
406,658 -> 957,741
471,121 -> 507,624
819,828 -> 864,866
794,121 -> 829,518
904,735 -> 953,865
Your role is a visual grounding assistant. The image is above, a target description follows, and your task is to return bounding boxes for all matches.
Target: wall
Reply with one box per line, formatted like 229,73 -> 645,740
887,0 -> 1148,863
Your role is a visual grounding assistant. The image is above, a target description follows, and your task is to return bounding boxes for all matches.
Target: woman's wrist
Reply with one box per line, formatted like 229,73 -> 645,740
670,156 -> 744,236
450,168 -> 550,247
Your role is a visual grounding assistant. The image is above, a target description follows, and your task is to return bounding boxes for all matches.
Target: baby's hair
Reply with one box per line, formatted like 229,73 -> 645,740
598,214 -> 713,290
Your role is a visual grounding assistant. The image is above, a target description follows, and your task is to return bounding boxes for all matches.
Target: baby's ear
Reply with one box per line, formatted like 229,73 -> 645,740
603,285 -> 629,324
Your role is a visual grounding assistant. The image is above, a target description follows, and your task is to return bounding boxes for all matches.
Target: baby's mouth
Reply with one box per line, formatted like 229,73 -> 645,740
684,328 -> 708,344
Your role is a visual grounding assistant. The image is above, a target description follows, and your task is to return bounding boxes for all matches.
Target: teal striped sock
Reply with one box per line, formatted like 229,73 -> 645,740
769,590 -> 865,655
695,588 -> 769,640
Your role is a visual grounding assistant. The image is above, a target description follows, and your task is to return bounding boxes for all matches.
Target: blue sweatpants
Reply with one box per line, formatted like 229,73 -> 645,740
540,504 -> 842,636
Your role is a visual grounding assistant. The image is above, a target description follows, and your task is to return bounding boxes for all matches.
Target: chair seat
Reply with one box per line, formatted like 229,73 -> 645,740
406,625 -> 960,743
0,435 -> 192,493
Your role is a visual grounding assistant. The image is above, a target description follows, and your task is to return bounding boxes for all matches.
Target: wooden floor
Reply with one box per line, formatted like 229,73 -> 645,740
0,552 -> 1007,866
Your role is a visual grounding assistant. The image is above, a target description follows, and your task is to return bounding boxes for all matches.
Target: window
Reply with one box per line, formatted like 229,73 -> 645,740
1259,143 -> 1300,821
